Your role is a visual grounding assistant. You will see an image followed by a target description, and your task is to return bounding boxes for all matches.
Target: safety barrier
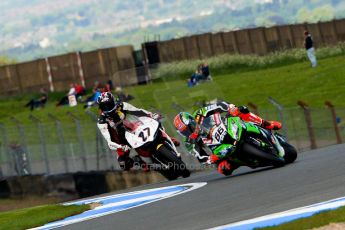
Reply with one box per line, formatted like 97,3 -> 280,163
0,170 -> 165,199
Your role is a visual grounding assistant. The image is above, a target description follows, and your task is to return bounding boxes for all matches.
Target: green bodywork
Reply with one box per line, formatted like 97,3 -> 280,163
213,144 -> 234,157
244,121 -> 261,134
211,116 -> 262,159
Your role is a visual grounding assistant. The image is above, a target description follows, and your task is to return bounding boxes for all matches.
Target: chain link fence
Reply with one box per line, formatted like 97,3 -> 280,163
0,105 -> 344,178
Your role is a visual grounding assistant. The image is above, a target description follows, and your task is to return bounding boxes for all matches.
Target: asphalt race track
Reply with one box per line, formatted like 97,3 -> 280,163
60,144 -> 345,230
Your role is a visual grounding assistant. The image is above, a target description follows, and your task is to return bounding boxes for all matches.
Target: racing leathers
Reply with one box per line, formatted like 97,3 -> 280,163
189,101 -> 282,175
97,102 -> 157,170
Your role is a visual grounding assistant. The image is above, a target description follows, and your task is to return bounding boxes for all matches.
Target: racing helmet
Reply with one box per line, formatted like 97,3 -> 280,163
173,112 -> 196,137
97,92 -> 119,115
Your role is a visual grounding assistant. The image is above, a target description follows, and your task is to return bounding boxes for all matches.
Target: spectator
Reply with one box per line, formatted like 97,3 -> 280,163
304,30 -> 317,68
56,83 -> 76,106
84,88 -> 102,109
187,69 -> 203,87
201,63 -> 212,80
24,88 -> 48,111
187,63 -> 213,87
83,81 -> 106,109
197,63 -> 203,74
74,83 -> 86,101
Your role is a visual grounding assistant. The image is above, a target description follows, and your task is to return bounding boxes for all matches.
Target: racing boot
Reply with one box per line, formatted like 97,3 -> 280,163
261,120 -> 282,130
209,154 -> 234,175
117,146 -> 133,171
196,148 -> 210,164
217,160 -> 234,176
117,155 -> 134,171
239,111 -> 282,130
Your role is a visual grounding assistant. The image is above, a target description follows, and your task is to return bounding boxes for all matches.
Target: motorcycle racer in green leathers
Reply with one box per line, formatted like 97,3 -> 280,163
173,101 -> 282,175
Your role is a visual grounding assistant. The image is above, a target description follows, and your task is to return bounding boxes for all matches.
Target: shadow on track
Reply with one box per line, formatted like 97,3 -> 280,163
208,166 -> 277,182
208,160 -> 300,183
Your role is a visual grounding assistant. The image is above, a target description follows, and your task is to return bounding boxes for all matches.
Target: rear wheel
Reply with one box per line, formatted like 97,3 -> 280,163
154,145 -> 191,180
242,142 -> 285,167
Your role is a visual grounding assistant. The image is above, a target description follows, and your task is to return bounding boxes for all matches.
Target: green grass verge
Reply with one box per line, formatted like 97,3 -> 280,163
0,204 -> 90,230
0,49 -> 344,125
126,55 -> 345,113
258,206 -> 345,230
0,197 -> 62,212
0,51 -> 344,148
151,43 -> 345,80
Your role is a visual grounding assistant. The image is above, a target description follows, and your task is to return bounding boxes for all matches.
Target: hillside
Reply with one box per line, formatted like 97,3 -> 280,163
1,0 -> 345,62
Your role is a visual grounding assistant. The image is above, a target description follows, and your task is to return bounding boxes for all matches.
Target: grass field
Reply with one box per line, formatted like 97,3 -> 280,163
1,52 -> 344,123
0,197 -> 63,212
127,55 -> 345,114
0,53 -> 344,147
259,206 -> 345,230
0,203 -> 90,230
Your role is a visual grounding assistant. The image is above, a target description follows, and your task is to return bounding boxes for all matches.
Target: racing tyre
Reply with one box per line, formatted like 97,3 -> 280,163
155,145 -> 191,180
281,143 -> 297,164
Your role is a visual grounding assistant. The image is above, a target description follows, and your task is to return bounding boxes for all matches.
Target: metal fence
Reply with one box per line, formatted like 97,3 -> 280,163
0,105 -> 344,178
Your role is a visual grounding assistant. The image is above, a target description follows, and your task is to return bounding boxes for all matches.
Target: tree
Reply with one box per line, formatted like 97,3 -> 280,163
296,5 -> 335,23
0,56 -> 16,66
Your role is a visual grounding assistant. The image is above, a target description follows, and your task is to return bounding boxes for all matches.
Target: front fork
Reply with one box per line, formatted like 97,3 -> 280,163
270,132 -> 285,157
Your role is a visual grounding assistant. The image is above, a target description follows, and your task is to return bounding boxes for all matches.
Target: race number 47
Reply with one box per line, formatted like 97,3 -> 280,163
138,128 -> 150,142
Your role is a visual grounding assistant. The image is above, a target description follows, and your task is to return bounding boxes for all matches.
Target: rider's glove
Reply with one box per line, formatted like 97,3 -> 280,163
238,105 -> 250,114
151,113 -> 162,121
189,132 -> 198,140
188,132 -> 199,144
209,154 -> 221,164
228,104 -> 239,116
121,145 -> 131,152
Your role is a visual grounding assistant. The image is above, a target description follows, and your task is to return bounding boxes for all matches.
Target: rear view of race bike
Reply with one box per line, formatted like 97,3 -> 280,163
123,114 -> 190,180
201,114 -> 297,174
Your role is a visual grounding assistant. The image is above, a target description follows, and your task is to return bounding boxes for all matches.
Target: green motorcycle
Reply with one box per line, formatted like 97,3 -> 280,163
200,114 -> 297,172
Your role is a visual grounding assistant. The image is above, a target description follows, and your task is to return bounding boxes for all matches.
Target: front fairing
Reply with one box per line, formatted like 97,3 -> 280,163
123,114 -> 159,148
200,115 -> 243,157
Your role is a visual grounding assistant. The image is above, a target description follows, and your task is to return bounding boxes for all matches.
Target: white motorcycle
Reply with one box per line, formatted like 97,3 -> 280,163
123,114 -> 190,180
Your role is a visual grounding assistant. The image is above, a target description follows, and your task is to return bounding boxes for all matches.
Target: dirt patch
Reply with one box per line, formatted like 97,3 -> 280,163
313,223 -> 345,230
89,202 -> 102,209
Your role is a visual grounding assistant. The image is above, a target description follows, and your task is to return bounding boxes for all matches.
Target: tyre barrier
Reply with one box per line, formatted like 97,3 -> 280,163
74,172 -> 108,198
0,171 -> 165,200
0,179 -> 10,198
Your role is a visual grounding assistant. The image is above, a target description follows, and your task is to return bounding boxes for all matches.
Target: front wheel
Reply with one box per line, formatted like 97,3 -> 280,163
274,133 -> 298,164
282,143 -> 298,164
154,145 -> 191,180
